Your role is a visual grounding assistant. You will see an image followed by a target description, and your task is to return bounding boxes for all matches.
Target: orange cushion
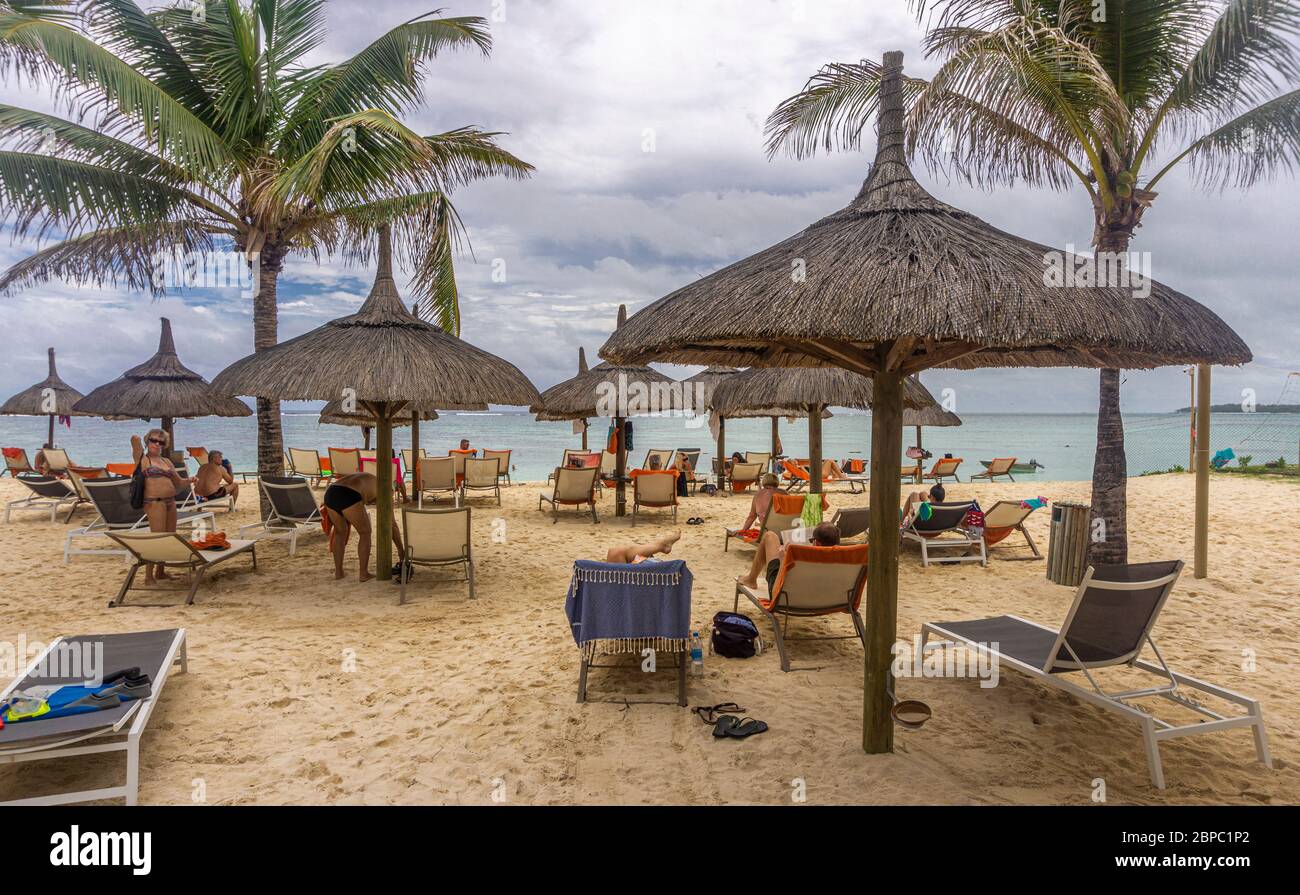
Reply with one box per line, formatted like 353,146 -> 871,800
766,543 -> 869,612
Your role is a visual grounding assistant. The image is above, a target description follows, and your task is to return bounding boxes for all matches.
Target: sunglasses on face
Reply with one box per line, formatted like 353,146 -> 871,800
147,438 -> 166,446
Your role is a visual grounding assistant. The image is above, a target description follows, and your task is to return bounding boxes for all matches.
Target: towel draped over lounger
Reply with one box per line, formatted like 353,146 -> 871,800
565,559 -> 692,660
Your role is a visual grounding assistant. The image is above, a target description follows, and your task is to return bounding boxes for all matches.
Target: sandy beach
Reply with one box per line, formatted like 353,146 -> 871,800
0,472 -> 1295,806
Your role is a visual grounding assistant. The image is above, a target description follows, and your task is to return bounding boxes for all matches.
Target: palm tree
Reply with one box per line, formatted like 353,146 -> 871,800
0,0 -> 531,490
765,0 -> 1299,563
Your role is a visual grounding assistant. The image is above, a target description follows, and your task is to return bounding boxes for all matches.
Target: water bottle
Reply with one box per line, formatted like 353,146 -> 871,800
690,631 -> 704,677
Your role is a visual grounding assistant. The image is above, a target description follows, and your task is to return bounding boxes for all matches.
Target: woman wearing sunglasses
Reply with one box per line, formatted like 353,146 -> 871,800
130,428 -> 194,585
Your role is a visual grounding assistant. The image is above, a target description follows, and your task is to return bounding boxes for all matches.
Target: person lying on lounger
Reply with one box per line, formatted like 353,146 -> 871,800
194,450 -> 239,508
902,484 -> 947,528
605,531 -> 682,564
322,472 -> 405,582
737,522 -> 841,590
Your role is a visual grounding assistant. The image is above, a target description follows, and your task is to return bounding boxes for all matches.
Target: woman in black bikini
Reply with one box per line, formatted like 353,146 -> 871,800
322,472 -> 404,582
131,429 -> 193,585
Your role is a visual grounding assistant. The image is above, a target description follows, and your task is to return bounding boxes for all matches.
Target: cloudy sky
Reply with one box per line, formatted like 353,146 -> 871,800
2,0 -> 1297,414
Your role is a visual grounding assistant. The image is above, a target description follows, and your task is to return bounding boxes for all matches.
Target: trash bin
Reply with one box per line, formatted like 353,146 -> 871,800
1047,501 -> 1090,587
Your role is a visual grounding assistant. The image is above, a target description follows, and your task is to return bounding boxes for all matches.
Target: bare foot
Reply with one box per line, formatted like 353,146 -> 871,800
657,532 -> 683,554
359,570 -> 373,583
334,571 -> 346,580
737,574 -> 759,588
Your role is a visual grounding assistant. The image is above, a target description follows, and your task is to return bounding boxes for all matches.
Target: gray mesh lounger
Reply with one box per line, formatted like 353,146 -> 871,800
0,629 -> 187,805
920,561 -> 1272,789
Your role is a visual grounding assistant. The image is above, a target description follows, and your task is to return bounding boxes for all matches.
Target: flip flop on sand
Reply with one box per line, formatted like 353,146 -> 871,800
723,718 -> 769,739
712,715 -> 741,738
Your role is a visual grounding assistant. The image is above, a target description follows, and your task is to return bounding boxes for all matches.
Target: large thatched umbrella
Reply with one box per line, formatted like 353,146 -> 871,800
213,225 -> 540,582
534,348 -> 594,449
1,347 -> 92,449
74,318 -> 251,452
601,52 -> 1250,754
711,367 -> 935,492
531,306 -> 684,517
680,366 -> 740,484
902,376 -> 962,482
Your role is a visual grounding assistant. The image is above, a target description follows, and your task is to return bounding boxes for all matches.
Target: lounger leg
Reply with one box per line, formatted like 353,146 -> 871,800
978,538 -> 988,567
1142,718 -> 1166,789
851,610 -> 867,649
1251,706 -> 1273,768
467,559 -> 476,600
112,562 -> 142,607
125,737 -> 140,806
1022,525 -> 1042,559
768,611 -> 791,673
577,654 -> 589,703
179,638 -> 188,674
590,500 -> 599,524
186,566 -> 206,605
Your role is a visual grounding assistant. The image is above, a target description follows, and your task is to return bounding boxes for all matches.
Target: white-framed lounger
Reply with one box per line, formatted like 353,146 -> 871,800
0,629 -> 187,806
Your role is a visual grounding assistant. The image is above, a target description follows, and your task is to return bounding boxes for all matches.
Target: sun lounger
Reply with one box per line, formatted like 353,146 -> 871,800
920,560 -> 1272,789
400,448 -> 425,481
902,500 -> 987,567
481,449 -> 512,487
599,450 -> 618,488
328,447 -> 362,477
780,458 -> 811,491
923,457 -> 963,484
237,476 -> 323,554
901,461 -> 923,483
829,506 -> 871,542
745,451 -> 772,472
2,447 -> 33,477
971,457 -> 1017,482
729,460 -> 765,493
673,448 -> 703,493
462,457 -> 502,505
724,491 -> 805,552
106,531 -> 257,607
41,447 -> 72,476
540,466 -> 600,524
981,500 -> 1043,560
65,477 -> 214,564
0,628 -> 188,805
631,469 -> 678,526
417,456 -> 459,507
5,473 -> 82,523
641,448 -> 673,470
287,448 -> 331,487
398,506 -> 475,605
735,543 -> 868,672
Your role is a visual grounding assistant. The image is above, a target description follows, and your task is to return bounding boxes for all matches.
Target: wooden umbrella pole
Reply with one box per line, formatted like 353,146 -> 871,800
716,415 -> 727,495
1194,365 -> 1211,579
915,425 -> 924,484
864,366 -> 903,754
615,416 -> 627,517
376,405 -> 395,581
162,416 -> 175,462
46,413 -> 54,450
771,416 -> 780,469
410,416 -> 420,500
809,404 -> 823,495
581,419 -> 588,451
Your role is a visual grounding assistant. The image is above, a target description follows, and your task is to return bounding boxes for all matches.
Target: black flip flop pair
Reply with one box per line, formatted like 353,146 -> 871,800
694,703 -> 769,739
685,517 -> 706,525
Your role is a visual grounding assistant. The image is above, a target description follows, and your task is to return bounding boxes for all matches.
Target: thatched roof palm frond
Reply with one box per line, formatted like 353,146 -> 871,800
211,226 -> 540,409
903,405 -> 962,428
319,400 -> 439,428
1,348 -> 91,417
710,367 -> 937,416
600,55 -> 1250,374
531,308 -> 685,419
73,319 -> 252,420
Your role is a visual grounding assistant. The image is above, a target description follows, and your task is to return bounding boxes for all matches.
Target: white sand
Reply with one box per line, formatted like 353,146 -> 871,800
0,473 -> 1295,805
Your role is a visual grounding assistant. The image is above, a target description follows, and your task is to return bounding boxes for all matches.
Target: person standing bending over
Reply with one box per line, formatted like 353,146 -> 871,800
321,472 -> 404,582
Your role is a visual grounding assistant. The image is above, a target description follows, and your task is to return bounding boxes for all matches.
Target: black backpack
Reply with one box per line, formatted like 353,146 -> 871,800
711,611 -> 761,659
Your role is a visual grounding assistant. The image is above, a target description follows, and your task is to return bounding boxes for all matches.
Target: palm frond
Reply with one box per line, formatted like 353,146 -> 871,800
1153,87 -> 1300,191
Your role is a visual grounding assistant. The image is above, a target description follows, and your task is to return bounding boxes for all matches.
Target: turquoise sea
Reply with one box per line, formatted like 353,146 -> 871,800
2,410 -> 1297,482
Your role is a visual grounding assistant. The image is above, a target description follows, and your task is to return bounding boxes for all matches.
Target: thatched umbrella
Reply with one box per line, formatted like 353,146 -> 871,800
1,347 -> 92,449
902,376 -> 962,482
531,306 -> 684,517
679,366 -> 741,484
74,318 -> 251,452
534,348 -> 595,449
213,225 -> 540,582
600,52 -> 1250,754
711,367 -> 935,492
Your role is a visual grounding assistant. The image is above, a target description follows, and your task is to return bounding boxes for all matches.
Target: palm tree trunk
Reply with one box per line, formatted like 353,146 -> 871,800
1088,226 -> 1133,565
253,243 -> 286,518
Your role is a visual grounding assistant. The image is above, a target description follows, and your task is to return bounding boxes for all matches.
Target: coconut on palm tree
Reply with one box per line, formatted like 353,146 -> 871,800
0,0 -> 531,496
765,0 -> 1299,563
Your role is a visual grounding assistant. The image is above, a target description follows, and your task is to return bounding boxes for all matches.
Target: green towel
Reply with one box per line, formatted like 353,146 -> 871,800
801,494 -> 823,529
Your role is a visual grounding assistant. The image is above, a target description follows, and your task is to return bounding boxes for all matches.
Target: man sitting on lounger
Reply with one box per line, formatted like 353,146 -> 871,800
738,522 -> 841,589
605,531 -> 682,564
194,450 -> 239,508
738,473 -> 781,532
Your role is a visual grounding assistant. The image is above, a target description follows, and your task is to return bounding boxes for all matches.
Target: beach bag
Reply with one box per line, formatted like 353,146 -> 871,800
129,459 -> 145,510
711,611 -> 761,659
